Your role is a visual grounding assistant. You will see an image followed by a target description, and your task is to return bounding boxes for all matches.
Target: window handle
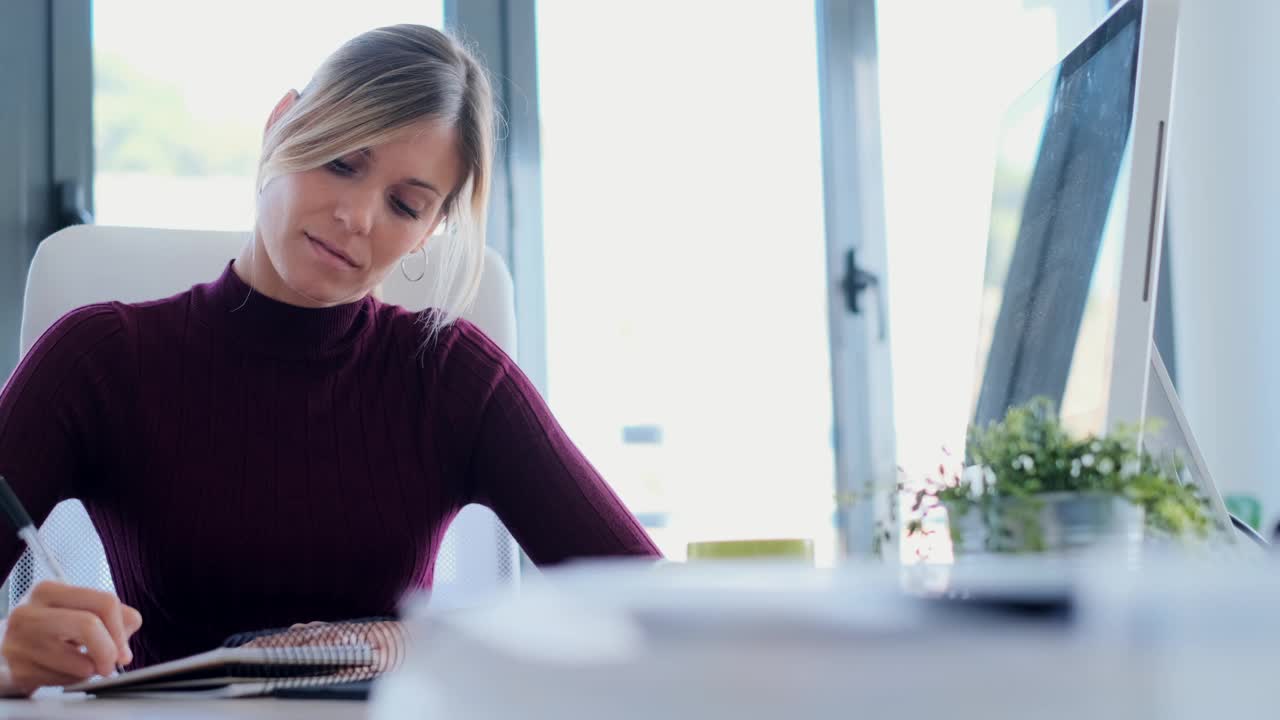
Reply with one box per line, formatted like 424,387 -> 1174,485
841,247 -> 886,342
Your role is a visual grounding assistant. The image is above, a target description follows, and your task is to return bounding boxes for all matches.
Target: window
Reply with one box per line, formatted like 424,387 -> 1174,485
92,1 -> 444,230
537,1 -> 836,562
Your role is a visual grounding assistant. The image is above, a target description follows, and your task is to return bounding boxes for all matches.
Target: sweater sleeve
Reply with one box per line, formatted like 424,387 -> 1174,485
0,304 -> 132,576
435,320 -> 662,565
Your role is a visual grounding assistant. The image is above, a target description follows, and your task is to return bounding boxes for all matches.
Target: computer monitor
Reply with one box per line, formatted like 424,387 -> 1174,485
971,0 -> 1180,438
971,0 -> 1243,541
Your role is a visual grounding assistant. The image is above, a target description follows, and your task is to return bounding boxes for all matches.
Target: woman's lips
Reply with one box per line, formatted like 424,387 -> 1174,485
305,232 -> 359,269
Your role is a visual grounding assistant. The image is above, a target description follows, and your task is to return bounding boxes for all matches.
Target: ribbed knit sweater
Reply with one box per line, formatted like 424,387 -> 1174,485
0,262 -> 660,667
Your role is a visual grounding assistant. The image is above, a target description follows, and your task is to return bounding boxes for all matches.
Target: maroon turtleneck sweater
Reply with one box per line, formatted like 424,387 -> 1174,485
0,262 -> 659,667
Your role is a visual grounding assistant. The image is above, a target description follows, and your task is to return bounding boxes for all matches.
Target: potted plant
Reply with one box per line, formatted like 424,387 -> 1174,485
906,397 -> 1214,556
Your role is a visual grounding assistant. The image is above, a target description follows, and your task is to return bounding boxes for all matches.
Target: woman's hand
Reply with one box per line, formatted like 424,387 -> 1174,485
0,581 -> 142,696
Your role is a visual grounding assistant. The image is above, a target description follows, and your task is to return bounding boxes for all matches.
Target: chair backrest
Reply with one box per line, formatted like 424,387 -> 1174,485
7,224 -> 520,612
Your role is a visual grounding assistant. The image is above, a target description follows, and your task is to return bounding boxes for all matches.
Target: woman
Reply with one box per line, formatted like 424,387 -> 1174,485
0,24 -> 659,695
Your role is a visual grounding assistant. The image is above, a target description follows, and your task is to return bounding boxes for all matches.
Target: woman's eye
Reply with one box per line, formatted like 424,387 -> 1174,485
326,159 -> 356,175
325,159 -> 421,220
391,197 -> 421,220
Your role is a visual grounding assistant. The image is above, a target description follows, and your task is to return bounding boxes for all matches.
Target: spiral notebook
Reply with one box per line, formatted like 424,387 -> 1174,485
64,619 -> 405,699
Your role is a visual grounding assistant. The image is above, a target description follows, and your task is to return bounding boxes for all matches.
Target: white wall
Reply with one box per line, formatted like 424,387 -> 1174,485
1167,0 -> 1280,535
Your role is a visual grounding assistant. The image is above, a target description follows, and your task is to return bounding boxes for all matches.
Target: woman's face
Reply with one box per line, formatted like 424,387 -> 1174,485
254,92 -> 465,307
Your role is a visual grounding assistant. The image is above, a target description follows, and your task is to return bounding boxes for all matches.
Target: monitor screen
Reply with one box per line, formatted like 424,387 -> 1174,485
971,3 -> 1143,438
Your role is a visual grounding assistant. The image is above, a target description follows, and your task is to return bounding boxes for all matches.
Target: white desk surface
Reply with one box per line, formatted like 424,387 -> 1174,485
0,695 -> 366,718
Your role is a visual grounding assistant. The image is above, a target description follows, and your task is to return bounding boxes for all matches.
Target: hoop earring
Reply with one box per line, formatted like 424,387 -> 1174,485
401,247 -> 427,282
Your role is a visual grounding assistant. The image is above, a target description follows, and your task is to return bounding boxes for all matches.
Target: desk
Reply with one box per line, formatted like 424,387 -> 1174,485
0,696 -> 366,719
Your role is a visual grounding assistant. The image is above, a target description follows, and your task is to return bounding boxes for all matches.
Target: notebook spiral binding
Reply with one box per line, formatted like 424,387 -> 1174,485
220,616 -> 408,694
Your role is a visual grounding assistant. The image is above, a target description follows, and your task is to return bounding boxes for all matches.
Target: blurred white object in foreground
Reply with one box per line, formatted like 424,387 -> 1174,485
372,552 -> 1278,719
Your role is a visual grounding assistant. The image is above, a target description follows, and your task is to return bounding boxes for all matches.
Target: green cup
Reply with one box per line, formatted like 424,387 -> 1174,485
686,538 -> 815,563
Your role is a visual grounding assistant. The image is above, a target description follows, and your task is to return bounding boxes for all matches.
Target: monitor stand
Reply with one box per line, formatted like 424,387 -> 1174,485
1142,347 -> 1266,546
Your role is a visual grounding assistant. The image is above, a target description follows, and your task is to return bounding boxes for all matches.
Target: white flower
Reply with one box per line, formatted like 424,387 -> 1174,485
1081,454 -> 1096,468
1070,459 -> 1082,478
1121,460 -> 1141,478
1017,455 -> 1035,472
968,465 -> 996,499
961,465 -> 985,487
967,466 -> 987,500
1091,441 -> 1103,453
1098,458 -> 1116,475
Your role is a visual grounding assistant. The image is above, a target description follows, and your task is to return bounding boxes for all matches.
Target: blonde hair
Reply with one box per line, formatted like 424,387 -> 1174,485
256,24 -> 496,345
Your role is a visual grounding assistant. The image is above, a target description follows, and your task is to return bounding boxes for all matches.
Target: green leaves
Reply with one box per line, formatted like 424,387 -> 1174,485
910,397 -> 1213,550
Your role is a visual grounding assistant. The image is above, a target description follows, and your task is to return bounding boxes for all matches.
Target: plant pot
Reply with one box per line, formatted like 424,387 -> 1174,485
943,492 -> 1145,556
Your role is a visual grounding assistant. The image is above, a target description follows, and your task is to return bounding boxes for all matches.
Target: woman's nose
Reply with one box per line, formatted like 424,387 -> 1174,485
333,189 -> 377,236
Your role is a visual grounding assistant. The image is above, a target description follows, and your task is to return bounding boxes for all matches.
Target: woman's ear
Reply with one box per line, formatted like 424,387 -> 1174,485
265,89 -> 300,134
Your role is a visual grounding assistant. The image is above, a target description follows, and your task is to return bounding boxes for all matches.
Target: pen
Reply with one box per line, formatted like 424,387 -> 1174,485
0,474 -> 125,675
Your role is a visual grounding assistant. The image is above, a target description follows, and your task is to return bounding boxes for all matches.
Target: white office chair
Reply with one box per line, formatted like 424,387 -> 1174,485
6,224 -> 520,613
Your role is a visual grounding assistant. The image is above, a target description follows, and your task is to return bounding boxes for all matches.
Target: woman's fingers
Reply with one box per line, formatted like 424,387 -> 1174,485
3,604 -> 117,683
29,582 -> 135,665
1,581 -> 142,694
51,610 -> 119,678
121,605 -> 143,636
4,647 -> 94,693
32,639 -> 102,681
